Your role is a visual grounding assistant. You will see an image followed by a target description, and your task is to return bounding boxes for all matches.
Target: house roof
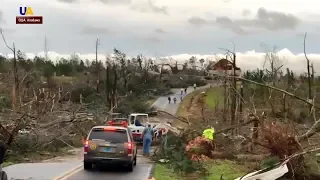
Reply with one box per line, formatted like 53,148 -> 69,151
208,59 -> 241,71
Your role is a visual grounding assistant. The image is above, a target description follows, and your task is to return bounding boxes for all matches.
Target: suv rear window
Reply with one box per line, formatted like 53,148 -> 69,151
88,130 -> 128,143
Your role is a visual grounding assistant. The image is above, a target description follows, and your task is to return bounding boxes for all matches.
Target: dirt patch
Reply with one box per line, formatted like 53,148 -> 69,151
177,90 -> 205,117
176,89 -> 205,117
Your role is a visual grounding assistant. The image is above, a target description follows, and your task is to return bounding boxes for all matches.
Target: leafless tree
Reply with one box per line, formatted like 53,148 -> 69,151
261,44 -> 286,86
219,41 -> 237,133
303,32 -> 313,113
0,28 -> 18,111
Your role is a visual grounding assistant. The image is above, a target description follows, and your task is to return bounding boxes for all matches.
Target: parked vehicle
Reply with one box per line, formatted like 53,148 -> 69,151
127,113 -> 179,142
106,113 -> 180,143
83,121 -> 137,172
104,112 -> 127,123
127,113 -> 160,142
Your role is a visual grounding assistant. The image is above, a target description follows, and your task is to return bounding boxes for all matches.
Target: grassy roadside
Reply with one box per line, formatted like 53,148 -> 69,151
146,96 -> 160,107
206,160 -> 251,180
154,164 -> 183,180
204,87 -> 224,109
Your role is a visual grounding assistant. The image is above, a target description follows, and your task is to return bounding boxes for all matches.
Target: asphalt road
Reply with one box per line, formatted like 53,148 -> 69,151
3,161 -> 82,180
66,161 -> 152,180
152,86 -> 207,114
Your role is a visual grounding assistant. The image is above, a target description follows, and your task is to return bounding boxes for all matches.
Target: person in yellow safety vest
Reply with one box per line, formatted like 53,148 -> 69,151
202,127 -> 215,140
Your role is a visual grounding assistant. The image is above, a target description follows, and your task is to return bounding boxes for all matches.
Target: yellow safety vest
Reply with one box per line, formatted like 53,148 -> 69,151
203,128 -> 215,140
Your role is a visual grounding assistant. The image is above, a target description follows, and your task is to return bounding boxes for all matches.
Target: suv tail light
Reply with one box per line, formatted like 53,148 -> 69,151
127,142 -> 133,156
84,140 -> 89,153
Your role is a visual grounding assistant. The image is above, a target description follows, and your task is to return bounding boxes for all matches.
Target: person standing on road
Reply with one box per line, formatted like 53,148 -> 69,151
193,83 -> 197,90
184,87 -> 187,94
173,97 -> 177,104
142,124 -> 154,156
180,94 -> 183,102
168,96 -> 171,104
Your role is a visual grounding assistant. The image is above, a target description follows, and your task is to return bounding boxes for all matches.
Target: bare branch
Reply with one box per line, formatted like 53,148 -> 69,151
0,28 -> 14,53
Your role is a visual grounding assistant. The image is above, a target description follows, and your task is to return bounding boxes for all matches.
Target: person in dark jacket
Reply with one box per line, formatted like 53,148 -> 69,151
135,119 -> 143,126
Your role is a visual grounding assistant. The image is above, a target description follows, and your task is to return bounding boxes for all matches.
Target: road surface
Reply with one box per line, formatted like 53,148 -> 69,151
152,86 -> 209,114
3,85 -> 209,180
3,161 -> 82,180
65,160 -> 153,180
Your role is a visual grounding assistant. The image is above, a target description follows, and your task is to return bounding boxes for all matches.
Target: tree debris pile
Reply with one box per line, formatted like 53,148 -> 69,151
153,131 -> 208,175
261,122 -> 301,159
259,121 -> 307,178
185,136 -> 214,161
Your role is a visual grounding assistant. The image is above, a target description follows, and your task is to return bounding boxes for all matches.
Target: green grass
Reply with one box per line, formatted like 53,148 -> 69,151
154,163 -> 182,180
2,161 -> 14,167
204,87 -> 224,109
206,160 -> 250,180
176,89 -> 205,116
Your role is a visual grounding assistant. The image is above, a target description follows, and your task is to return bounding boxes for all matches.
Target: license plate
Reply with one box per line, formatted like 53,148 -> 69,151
104,147 -> 111,152
97,152 -> 110,157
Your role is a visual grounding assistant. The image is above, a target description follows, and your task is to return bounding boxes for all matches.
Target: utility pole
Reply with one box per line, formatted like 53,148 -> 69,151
231,53 -> 237,132
44,35 -> 48,61
239,84 -> 243,115
95,38 -> 100,92
311,63 -> 314,85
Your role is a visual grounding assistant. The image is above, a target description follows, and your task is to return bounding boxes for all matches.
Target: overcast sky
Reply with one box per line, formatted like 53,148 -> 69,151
0,0 -> 320,56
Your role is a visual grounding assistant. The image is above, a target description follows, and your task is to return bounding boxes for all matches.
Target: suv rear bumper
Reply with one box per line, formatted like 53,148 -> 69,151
84,156 -> 133,165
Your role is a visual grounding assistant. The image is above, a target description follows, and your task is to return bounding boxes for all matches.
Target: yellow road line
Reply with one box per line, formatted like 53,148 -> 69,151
52,163 -> 83,180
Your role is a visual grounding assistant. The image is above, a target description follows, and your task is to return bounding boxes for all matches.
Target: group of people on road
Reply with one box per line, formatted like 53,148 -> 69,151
167,84 -> 197,104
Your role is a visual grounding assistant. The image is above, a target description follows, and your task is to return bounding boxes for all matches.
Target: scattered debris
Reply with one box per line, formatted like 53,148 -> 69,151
235,163 -> 288,180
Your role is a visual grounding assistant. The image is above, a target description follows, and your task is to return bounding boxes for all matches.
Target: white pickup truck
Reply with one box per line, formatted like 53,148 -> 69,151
126,113 -> 179,142
105,112 -> 180,142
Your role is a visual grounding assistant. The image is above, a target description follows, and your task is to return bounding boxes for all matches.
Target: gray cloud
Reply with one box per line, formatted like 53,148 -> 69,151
216,16 -> 248,34
155,28 -> 166,34
82,27 -> 112,35
130,0 -> 168,15
188,7 -> 300,34
242,9 -> 251,17
57,0 -> 78,3
187,16 -> 209,26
